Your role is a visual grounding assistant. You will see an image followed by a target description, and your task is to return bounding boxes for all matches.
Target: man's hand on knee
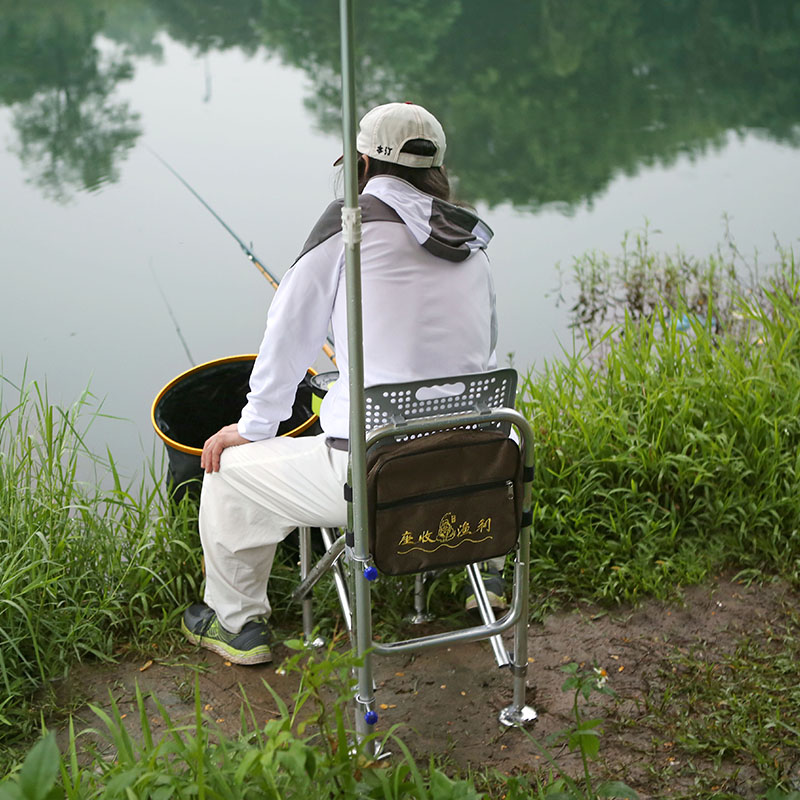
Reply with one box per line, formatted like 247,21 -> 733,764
201,423 -> 250,473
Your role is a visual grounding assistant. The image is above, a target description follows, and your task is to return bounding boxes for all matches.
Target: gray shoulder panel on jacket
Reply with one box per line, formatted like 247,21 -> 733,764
294,195 -> 403,265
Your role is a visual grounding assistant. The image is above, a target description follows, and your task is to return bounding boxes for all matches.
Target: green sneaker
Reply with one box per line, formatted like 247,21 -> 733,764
464,565 -> 508,613
182,603 -> 272,665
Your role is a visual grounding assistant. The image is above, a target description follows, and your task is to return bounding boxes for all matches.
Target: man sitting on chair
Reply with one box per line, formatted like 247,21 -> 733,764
182,102 -> 505,664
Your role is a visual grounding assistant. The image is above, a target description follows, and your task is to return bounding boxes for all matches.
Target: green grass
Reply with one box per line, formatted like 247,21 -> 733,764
0,376 -> 203,752
518,265 -> 800,615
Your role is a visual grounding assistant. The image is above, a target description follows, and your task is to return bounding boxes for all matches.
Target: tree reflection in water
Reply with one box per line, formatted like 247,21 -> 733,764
1,1 -> 141,202
241,0 -> 800,210
1,0 -> 799,208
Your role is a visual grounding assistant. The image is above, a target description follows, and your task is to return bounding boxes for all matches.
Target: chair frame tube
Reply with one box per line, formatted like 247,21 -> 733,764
354,406 -> 536,727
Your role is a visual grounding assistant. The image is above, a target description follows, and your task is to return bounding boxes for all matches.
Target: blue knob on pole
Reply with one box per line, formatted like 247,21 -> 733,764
364,710 -> 378,725
363,565 -> 378,581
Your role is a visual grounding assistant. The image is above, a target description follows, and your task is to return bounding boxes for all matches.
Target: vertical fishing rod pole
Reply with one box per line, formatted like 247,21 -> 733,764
145,144 -> 337,364
338,0 -> 374,745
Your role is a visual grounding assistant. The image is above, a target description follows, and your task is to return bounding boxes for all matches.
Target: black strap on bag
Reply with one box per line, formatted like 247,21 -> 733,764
365,428 -> 523,576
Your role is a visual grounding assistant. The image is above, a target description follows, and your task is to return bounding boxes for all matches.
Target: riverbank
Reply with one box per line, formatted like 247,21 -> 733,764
44,571 -> 800,799
2,248 -> 800,797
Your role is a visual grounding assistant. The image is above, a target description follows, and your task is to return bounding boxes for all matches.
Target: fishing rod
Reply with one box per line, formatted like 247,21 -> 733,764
150,259 -> 196,367
146,145 -> 337,364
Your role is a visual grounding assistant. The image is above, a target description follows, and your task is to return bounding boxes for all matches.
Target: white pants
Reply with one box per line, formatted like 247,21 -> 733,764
199,432 -> 349,632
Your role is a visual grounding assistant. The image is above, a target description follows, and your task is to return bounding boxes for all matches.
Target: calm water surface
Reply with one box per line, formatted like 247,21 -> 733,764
2,1 -> 799,478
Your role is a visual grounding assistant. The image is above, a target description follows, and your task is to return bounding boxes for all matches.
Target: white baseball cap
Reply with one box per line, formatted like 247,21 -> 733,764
334,102 -> 446,168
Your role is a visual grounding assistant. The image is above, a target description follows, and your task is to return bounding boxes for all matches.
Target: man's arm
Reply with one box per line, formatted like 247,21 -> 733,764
238,230 -> 344,440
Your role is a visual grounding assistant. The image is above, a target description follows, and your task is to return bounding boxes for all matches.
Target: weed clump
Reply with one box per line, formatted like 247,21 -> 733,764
521,235 -> 800,611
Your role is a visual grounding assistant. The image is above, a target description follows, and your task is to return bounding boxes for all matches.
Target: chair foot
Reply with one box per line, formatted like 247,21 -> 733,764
348,738 -> 392,760
406,611 -> 434,624
498,704 -> 538,728
304,634 -> 326,648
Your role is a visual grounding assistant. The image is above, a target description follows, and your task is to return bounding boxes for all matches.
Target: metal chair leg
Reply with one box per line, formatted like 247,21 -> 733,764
293,528 -> 352,634
299,527 -> 325,648
319,527 -> 353,632
407,573 -> 433,624
465,563 -> 511,668
498,530 -> 537,727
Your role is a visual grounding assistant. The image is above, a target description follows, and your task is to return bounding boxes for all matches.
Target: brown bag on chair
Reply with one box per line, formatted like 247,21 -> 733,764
365,428 -> 523,575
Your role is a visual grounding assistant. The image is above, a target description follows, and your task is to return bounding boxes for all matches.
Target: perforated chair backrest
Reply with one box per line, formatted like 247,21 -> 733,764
364,369 -> 518,437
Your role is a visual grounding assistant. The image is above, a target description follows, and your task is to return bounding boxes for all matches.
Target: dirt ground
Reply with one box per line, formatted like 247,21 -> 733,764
54,573 -> 799,798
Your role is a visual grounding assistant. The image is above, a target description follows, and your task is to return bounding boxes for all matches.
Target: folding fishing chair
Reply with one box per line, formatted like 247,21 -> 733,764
292,368 -> 537,734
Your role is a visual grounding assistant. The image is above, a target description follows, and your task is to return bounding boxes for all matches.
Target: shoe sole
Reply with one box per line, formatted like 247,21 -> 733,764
181,620 -> 273,665
464,593 -> 508,613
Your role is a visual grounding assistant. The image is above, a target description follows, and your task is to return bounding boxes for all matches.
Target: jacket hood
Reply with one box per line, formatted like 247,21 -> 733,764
294,175 -> 493,266
362,176 -> 493,263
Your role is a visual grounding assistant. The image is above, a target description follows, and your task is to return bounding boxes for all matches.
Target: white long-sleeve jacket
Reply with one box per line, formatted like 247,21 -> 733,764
238,175 -> 498,441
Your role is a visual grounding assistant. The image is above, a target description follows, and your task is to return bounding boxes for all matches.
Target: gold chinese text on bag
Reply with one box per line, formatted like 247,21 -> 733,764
366,428 -> 522,576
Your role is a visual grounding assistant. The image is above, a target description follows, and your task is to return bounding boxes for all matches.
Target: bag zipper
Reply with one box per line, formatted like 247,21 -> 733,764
376,479 -> 515,511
